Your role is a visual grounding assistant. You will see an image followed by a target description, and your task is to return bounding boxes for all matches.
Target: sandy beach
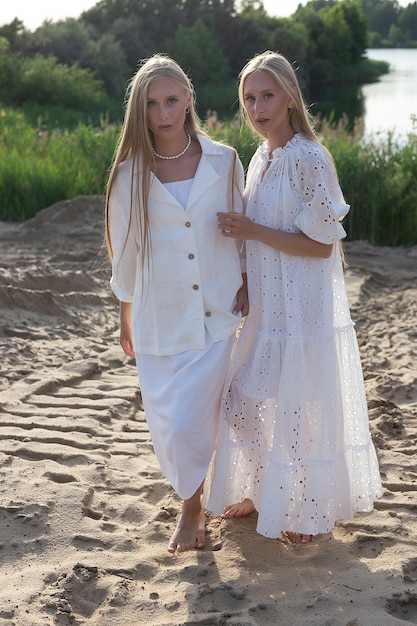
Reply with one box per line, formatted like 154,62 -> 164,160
0,195 -> 416,626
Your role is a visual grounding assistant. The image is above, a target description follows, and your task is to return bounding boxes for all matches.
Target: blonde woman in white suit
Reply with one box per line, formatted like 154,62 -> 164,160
105,54 -> 248,554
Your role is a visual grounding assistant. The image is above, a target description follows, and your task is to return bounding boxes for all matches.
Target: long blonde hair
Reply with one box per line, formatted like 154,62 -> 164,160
239,51 -> 346,264
238,50 -> 319,144
105,54 -> 207,268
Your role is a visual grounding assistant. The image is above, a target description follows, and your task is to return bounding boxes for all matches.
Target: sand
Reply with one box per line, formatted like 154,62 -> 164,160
0,196 -> 416,626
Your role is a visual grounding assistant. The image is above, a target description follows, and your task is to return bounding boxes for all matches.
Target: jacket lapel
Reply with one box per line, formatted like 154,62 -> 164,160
147,134 -> 222,211
186,154 -> 220,210
148,174 -> 183,209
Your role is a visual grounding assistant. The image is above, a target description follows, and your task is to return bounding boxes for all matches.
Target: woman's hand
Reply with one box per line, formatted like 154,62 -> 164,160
233,273 -> 249,317
217,212 -> 258,241
120,301 -> 135,359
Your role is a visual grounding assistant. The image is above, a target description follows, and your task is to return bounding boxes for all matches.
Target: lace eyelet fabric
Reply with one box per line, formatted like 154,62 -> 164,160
204,135 -> 382,538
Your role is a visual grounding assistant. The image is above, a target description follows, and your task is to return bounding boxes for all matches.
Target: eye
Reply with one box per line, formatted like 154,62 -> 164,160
167,97 -> 178,105
263,92 -> 274,100
147,100 -> 157,108
244,95 -> 255,103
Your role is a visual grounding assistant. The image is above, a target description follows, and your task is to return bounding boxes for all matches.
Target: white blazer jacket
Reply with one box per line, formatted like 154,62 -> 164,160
109,134 -> 245,356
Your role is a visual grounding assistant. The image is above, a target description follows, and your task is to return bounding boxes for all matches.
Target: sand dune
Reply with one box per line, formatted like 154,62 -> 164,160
0,197 -> 416,625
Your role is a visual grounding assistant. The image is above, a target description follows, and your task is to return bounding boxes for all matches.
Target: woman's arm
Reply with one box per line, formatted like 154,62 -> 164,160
217,212 -> 333,259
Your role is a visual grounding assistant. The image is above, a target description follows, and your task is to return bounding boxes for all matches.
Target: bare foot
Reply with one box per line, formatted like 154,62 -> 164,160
221,498 -> 256,519
286,532 -> 312,544
168,508 -> 206,554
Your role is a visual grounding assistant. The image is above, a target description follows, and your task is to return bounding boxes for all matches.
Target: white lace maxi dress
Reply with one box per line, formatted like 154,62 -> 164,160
204,135 -> 382,538
136,179 -> 234,501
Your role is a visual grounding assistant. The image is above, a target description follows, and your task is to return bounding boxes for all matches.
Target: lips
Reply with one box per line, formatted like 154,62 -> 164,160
158,125 -> 173,130
255,118 -> 269,125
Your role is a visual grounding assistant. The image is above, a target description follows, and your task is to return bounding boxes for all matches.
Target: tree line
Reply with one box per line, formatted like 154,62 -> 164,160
0,0 -> 415,117
363,0 -> 417,47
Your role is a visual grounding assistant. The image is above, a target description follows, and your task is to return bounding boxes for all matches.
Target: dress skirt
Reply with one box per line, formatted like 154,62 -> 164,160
203,313 -> 383,538
136,331 -> 234,500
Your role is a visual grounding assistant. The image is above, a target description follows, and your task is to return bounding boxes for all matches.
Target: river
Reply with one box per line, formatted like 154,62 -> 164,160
307,48 -> 417,140
362,48 -> 417,139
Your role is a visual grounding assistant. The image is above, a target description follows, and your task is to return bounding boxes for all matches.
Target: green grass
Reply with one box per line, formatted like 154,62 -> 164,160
0,108 -> 119,221
1,106 -> 416,246
320,115 -> 417,246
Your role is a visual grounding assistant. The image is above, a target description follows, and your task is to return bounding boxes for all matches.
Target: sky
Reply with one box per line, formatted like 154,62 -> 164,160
1,1 -> 306,31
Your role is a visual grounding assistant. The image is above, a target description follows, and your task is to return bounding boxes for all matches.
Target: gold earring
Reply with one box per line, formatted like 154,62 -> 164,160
288,100 -> 295,109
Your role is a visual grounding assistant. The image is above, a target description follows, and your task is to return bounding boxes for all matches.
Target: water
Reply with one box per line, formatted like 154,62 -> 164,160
362,48 -> 417,138
308,48 -> 417,140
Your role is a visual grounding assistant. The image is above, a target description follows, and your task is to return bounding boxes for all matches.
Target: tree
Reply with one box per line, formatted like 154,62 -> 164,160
0,39 -> 25,103
339,1 -> 368,63
164,17 -> 234,111
237,2 -> 276,69
398,2 -> 417,41
15,54 -> 105,110
0,36 -> 11,88
27,19 -> 92,66
83,33 -> 129,95
0,0 -> 400,112
270,18 -> 309,63
165,18 -> 229,87
388,23 -> 402,45
360,0 -> 400,39
0,18 -> 27,53
294,2 -> 327,59
107,16 -> 156,69
294,0 -> 369,78
318,4 -> 353,67
82,0 -> 190,49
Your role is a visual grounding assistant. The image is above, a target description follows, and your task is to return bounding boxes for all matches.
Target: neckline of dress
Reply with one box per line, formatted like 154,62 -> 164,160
261,133 -> 301,161
163,178 -> 194,186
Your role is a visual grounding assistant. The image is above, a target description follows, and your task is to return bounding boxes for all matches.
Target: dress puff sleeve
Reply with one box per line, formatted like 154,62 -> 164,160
292,145 -> 349,244
108,161 -> 139,303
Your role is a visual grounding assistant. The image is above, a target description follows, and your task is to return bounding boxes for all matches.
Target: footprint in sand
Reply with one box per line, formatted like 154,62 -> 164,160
0,502 -> 50,555
403,558 -> 417,584
386,591 -> 417,623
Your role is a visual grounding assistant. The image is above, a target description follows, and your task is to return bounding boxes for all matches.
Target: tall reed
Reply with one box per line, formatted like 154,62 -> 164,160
0,108 -> 119,221
320,115 -> 417,246
1,107 -> 416,246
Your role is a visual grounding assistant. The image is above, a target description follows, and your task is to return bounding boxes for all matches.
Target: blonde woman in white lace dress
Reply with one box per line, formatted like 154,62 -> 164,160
203,51 -> 382,543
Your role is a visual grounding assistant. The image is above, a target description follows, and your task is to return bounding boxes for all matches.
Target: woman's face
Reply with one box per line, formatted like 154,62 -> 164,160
146,75 -> 191,142
243,69 -> 293,147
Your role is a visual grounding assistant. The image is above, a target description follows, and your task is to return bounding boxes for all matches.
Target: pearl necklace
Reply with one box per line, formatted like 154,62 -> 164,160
152,133 -> 192,160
